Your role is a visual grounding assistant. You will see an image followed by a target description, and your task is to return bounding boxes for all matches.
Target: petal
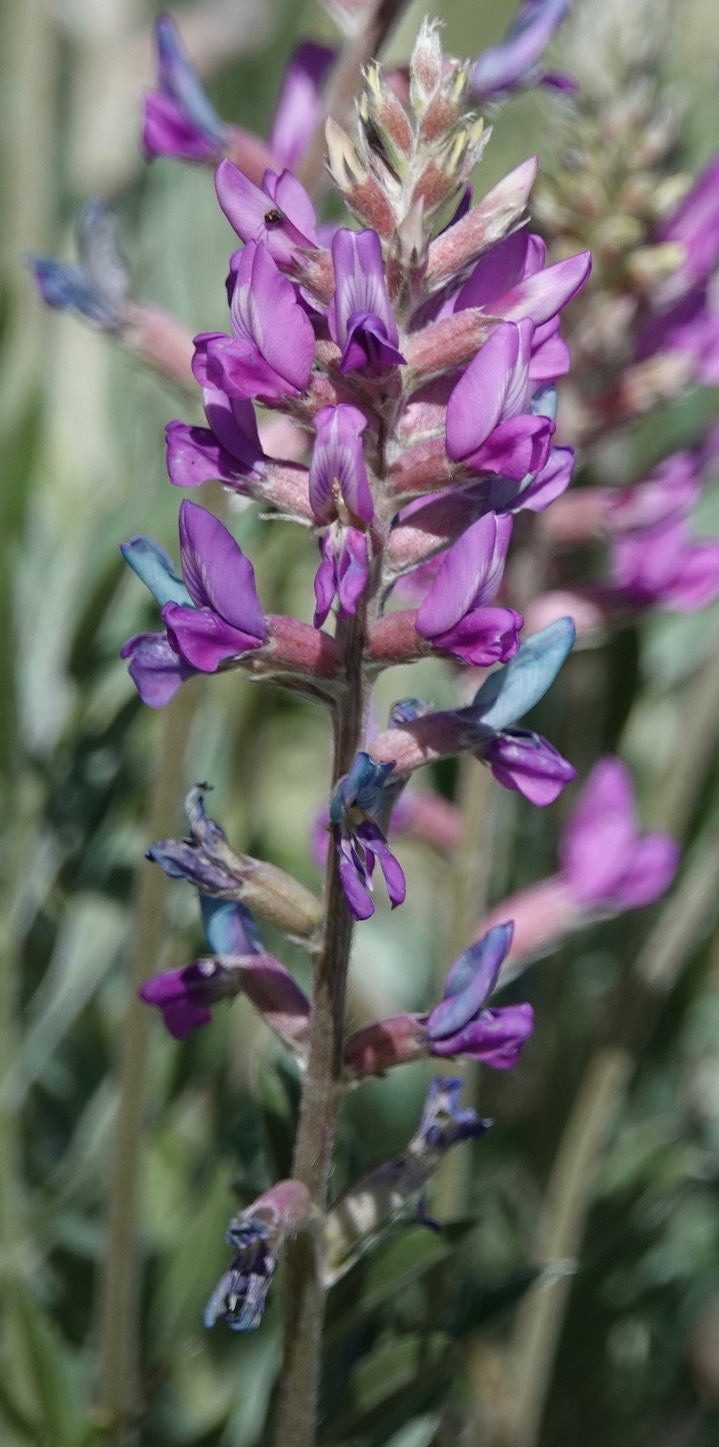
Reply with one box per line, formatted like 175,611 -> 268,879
428,923 -> 514,1037
337,835 -> 375,920
165,420 -> 257,491
484,728 -> 575,805
121,631 -> 193,707
163,602 -> 263,672
615,834 -> 680,910
454,229 -> 531,311
446,322 -> 521,462
329,229 -> 399,347
470,617 -> 575,730
559,756 -> 638,907
429,606 -> 523,666
663,541 -> 719,610
417,513 -> 514,636
466,413 -> 554,482
497,251 -> 592,327
201,896 -> 262,955
120,536 -> 191,606
178,500 -> 266,638
432,1003 -> 534,1067
269,41 -> 335,170
309,405 -> 373,523
231,242 -> 315,392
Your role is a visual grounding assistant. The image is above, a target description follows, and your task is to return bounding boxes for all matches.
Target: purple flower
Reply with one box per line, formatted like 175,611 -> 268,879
480,727 -> 575,805
206,1180 -> 311,1332
559,758 -> 679,913
193,243 -> 315,404
610,514 -> 719,613
166,387 -> 266,491
309,404 -> 373,626
454,229 -> 591,354
28,201 -> 129,332
425,924 -> 534,1068
657,153 -> 719,293
469,0 -> 574,102
414,1077 -> 491,1153
121,502 -> 267,705
268,41 -> 335,172
415,512 -> 523,665
606,452 -> 700,535
215,161 -> 320,269
446,321 -> 556,482
139,957 -> 238,1040
328,229 -> 406,374
143,14 -> 226,163
329,752 -> 406,920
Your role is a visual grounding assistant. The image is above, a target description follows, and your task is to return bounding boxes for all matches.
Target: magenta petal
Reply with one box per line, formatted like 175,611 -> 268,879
498,251 -> 592,327
142,93 -> 220,163
178,500 -> 266,639
519,446 -> 574,511
663,541 -> 719,610
269,40 -> 335,172
417,513 -> 513,635
485,730 -> 575,805
202,389 -> 263,466
215,161 -> 317,267
431,1003 -> 534,1067
615,835 -> 680,909
469,414 -> 554,481
430,607 -> 523,665
329,229 -> 399,354
455,229 -> 531,311
373,834 -> 406,909
309,405 -> 373,523
446,322 -> 521,462
559,758 -> 637,907
162,603 -> 263,672
121,631 -> 193,707
231,243 -> 315,394
337,837 -> 375,920
166,421 -> 256,491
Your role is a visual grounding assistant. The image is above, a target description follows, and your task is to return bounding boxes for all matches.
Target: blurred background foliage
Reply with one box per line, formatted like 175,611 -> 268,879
2,0 -> 719,1443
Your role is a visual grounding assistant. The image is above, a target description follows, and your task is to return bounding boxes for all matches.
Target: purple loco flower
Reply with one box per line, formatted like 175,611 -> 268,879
415,512 -> 523,665
470,0 -> 574,102
425,924 -> 533,1066
143,14 -> 226,163
206,1180 -> 311,1331
328,229 -> 406,375
215,161 -> 320,270
166,386 -> 266,491
140,896 -> 262,1039
193,242 -> 315,404
559,757 -> 679,914
446,321 -> 556,482
656,153 -> 719,294
28,201 -> 129,333
309,404 -> 374,626
609,514 -> 719,613
121,502 -> 267,706
452,229 -> 591,382
345,923 -> 534,1076
329,752 -> 406,920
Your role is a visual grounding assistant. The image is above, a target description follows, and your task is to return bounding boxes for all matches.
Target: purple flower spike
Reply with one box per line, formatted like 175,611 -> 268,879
330,752 -> 406,920
193,242 -> 315,404
310,404 -> 373,627
481,728 -> 575,805
416,512 -> 523,665
328,230 -> 406,375
215,161 -> 319,269
268,41 -> 336,172
143,14 -> 226,163
424,924 -> 534,1069
470,0 -> 573,102
166,388 -> 265,491
446,321 -> 555,482
559,757 -> 679,913
140,958 -> 241,1040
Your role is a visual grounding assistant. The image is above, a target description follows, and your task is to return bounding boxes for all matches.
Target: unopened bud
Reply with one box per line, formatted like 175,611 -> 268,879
426,156 -> 537,288
325,117 -> 396,236
409,18 -> 444,116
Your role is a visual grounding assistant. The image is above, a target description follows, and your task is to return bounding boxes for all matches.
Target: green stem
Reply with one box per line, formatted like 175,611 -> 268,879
272,608 -> 370,1447
95,684 -> 198,1445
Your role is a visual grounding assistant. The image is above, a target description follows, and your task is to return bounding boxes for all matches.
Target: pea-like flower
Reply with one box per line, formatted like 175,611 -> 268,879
329,752 -> 406,920
328,229 -> 406,374
205,1180 -> 311,1331
309,403 -> 374,626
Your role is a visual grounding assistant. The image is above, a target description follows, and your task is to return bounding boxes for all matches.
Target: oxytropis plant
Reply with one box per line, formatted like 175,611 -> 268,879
28,4 -> 683,1445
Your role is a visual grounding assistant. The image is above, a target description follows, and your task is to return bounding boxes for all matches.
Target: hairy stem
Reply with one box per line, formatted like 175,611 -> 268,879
509,838 -> 719,1447
273,609 -> 370,1447
95,685 -> 198,1444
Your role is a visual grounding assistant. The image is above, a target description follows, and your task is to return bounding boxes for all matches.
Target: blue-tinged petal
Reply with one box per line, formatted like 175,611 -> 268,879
470,616 -> 575,731
120,535 -> 192,607
428,923 -> 513,1038
201,896 -> 262,956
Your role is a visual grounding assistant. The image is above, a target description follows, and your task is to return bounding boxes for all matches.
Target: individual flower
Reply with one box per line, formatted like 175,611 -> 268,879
609,512 -> 719,613
309,404 -> 374,626
215,161 -> 320,269
324,1077 -> 491,1284
266,40 -> 335,172
142,13 -> 227,163
559,757 -> 679,914
328,229 -> 406,374
121,501 -> 267,705
193,242 -> 316,404
345,923 -> 534,1075
139,896 -> 262,1039
165,387 -> 266,491
446,320 -> 556,482
414,513 -> 523,665
469,0 -> 574,103
206,1180 -> 311,1331
28,200 -> 129,332
329,752 -> 406,920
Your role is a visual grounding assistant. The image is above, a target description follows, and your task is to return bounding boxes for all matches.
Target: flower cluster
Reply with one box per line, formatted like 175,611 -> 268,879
33,4 -> 607,1354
